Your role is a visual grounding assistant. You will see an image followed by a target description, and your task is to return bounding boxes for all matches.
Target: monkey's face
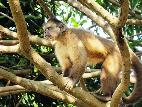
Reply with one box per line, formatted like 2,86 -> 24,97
43,22 -> 61,39
43,19 -> 67,40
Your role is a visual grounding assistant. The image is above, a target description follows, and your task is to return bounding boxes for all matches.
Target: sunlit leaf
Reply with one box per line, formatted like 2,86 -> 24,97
71,18 -> 79,27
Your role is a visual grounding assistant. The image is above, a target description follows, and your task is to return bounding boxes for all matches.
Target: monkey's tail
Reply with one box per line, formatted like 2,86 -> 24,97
123,50 -> 142,104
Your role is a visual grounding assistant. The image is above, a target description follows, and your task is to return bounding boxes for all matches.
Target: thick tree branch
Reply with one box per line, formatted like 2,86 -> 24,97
0,25 -> 52,46
82,69 -> 101,78
0,68 -> 75,104
0,85 -> 26,95
78,0 -> 118,26
78,0 -> 142,26
0,40 -> 19,46
111,0 -> 130,106
0,90 -> 26,96
8,0 -> 31,55
0,44 -> 20,53
126,19 -> 142,25
117,0 -> 129,28
0,68 -> 97,107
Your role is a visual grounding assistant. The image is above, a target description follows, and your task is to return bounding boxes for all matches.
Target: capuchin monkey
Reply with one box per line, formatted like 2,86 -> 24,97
43,18 -> 142,104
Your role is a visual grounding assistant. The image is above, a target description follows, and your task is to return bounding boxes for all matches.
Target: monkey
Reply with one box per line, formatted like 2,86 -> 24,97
43,18 -> 87,90
43,18 -> 142,103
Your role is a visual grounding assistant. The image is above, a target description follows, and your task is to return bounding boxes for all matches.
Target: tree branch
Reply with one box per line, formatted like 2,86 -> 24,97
0,12 -> 14,21
0,40 -> 19,46
0,68 -> 75,103
0,44 -> 20,53
0,25 -> 17,39
64,0 -> 116,41
78,0 -> 118,26
111,0 -> 130,106
108,0 -> 142,20
0,25 -> 52,47
0,85 -> 26,96
0,67 -> 97,107
37,0 -> 55,18
126,19 -> 142,25
9,0 -> 31,55
78,0 -> 142,26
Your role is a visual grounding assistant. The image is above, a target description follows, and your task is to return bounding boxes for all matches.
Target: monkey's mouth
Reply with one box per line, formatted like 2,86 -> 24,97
44,30 -> 51,38
45,34 -> 51,38
44,33 -> 51,38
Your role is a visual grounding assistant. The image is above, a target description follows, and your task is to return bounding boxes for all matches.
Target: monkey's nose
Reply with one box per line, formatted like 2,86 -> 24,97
44,30 -> 51,37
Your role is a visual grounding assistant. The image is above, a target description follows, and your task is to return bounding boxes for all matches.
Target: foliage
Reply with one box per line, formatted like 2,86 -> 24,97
0,0 -> 142,106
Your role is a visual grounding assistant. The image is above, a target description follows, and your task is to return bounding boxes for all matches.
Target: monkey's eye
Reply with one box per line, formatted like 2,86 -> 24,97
47,27 -> 52,30
58,24 -> 63,28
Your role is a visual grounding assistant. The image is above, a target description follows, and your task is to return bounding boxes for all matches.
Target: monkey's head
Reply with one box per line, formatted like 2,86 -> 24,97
43,18 -> 67,39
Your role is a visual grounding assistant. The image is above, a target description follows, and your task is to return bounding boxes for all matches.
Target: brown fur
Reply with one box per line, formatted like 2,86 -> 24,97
44,18 -> 142,103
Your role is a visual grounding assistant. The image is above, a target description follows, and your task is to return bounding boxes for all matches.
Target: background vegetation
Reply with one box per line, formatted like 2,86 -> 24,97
0,0 -> 142,107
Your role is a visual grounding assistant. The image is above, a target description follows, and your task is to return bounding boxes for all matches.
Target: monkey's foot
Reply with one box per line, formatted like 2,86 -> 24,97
63,77 -> 75,91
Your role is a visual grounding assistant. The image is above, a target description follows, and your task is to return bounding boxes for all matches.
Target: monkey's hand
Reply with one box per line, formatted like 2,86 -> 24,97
63,77 -> 76,91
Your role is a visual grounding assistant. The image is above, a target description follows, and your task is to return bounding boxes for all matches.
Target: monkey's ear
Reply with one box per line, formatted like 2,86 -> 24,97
58,23 -> 67,33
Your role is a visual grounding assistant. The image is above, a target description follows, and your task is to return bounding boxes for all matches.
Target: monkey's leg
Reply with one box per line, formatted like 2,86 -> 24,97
55,46 -> 86,91
55,46 -> 75,90
55,45 -> 72,76
100,51 -> 121,96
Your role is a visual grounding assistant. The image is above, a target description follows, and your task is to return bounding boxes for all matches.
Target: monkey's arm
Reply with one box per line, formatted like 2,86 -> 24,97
54,43 -> 72,75
63,34 -> 87,90
54,39 -> 87,90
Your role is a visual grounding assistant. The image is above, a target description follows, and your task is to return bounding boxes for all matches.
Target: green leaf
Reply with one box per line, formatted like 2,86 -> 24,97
17,58 -> 28,66
80,19 -> 87,26
95,0 -> 104,5
131,0 -> 139,9
71,18 -> 78,27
